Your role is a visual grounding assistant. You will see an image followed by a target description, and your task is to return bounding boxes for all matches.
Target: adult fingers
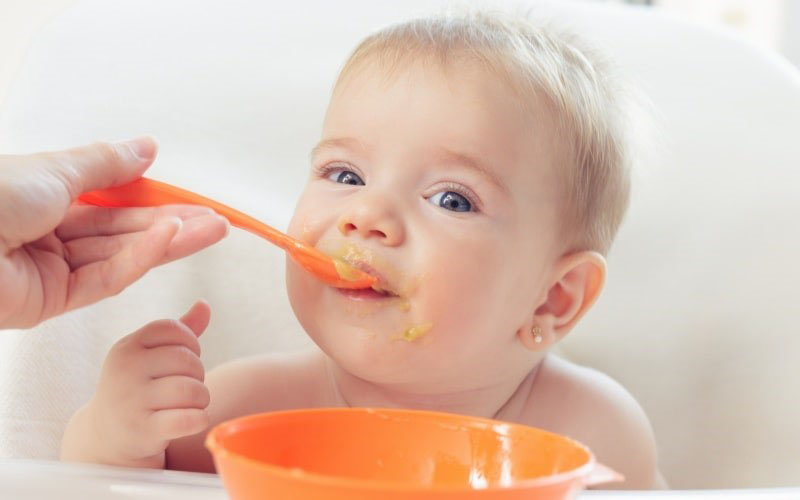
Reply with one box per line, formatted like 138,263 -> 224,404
62,214 -> 228,269
64,217 -> 181,312
39,137 -> 158,199
56,204 -> 215,241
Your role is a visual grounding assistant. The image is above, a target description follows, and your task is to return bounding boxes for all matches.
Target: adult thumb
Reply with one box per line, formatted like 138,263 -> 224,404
39,136 -> 158,199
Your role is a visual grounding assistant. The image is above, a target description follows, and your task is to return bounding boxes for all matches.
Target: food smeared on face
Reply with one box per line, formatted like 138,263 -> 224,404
332,258 -> 363,282
400,323 -> 433,342
331,243 -> 405,295
325,242 -> 432,341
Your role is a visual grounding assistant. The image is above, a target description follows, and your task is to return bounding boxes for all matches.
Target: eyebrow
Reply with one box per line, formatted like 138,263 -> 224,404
433,148 -> 509,194
310,137 -> 508,194
309,137 -> 368,161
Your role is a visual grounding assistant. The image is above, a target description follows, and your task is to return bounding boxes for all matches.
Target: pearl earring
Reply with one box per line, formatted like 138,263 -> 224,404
532,325 -> 543,344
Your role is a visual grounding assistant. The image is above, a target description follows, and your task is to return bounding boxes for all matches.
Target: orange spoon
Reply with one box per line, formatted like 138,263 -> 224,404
78,177 -> 376,289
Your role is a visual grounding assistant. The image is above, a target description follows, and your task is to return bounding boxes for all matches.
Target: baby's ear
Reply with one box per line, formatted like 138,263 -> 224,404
519,251 -> 606,350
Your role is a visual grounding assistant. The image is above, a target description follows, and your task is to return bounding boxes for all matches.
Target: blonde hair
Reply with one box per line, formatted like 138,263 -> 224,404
335,9 -> 641,254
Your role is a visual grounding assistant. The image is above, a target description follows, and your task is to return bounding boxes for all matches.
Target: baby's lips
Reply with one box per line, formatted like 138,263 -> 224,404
318,241 -> 405,294
350,261 -> 394,294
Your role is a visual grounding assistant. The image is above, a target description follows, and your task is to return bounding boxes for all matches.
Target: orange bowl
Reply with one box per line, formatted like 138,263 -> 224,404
205,408 -> 621,500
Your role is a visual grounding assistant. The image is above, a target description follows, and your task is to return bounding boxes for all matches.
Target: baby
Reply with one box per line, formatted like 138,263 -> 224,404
61,10 -> 664,489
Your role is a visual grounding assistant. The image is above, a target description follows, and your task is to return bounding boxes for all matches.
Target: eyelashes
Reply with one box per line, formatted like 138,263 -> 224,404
312,161 -> 482,213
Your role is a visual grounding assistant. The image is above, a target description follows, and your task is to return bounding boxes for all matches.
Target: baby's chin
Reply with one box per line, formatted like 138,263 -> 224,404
311,323 -> 441,383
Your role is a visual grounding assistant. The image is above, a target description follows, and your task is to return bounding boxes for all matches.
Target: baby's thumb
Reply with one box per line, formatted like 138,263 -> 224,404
179,300 -> 211,337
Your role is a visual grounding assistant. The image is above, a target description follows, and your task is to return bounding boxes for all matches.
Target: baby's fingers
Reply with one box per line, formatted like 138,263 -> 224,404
135,319 -> 202,356
179,300 -> 211,337
148,408 -> 210,441
148,376 -> 210,411
144,345 -> 205,380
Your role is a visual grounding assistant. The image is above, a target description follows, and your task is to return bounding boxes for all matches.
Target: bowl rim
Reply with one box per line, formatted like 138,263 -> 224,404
205,407 -> 597,493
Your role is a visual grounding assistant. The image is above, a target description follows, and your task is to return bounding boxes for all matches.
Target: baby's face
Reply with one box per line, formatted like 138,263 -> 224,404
287,61 -> 563,392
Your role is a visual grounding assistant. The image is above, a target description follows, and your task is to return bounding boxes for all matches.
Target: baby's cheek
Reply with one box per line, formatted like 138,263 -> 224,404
291,203 -> 339,245
285,259 -> 320,326
421,251 -> 516,334
286,209 -> 305,240
417,271 -> 484,329
429,254 -> 486,300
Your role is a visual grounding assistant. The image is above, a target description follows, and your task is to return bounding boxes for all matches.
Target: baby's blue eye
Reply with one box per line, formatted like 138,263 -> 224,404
429,191 -> 472,212
327,170 -> 364,186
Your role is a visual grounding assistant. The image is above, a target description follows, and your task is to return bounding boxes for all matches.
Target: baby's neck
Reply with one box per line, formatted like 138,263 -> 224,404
323,356 -> 541,421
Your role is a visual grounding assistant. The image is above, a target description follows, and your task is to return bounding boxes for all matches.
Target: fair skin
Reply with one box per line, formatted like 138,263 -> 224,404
0,138 -> 229,329
62,61 -> 663,488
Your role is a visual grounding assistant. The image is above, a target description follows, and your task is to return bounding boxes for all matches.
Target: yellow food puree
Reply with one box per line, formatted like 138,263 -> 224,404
401,323 -> 433,342
333,258 -> 361,281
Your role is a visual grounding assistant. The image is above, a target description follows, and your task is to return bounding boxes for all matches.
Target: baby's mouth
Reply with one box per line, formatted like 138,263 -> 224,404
320,241 -> 414,301
336,261 -> 399,299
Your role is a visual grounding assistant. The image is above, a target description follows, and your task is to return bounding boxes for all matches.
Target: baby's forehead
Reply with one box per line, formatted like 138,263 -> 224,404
335,52 -> 556,120
336,47 -> 542,101
327,57 -> 565,164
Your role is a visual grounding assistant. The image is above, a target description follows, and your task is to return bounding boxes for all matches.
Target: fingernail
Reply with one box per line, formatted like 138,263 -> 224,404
218,215 -> 231,237
118,136 -> 157,162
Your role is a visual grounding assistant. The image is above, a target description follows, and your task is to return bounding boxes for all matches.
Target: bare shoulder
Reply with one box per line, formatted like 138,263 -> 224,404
165,349 -> 328,472
523,355 -> 663,489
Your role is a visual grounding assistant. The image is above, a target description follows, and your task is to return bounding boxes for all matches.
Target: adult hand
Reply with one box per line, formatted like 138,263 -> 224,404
0,138 -> 229,329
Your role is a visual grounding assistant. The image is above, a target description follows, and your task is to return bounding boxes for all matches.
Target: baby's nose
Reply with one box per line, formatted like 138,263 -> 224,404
337,200 -> 404,246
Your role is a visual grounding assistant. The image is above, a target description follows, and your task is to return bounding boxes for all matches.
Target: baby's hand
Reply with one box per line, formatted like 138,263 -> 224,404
61,301 -> 211,468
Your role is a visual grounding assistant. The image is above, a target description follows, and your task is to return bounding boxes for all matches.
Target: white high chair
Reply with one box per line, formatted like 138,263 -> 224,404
1,0 -> 799,489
